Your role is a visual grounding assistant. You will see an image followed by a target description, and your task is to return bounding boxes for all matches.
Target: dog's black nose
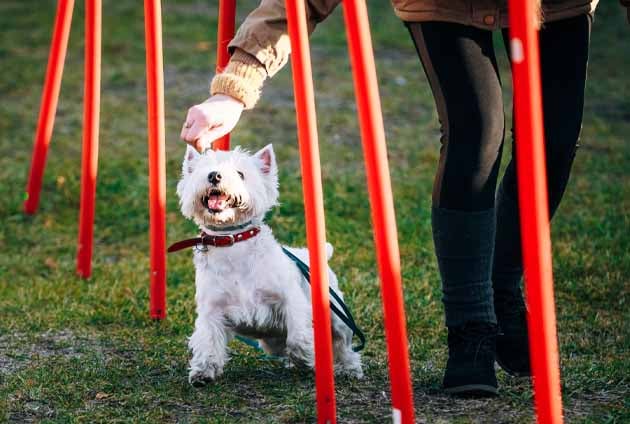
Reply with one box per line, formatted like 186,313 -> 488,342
208,171 -> 222,185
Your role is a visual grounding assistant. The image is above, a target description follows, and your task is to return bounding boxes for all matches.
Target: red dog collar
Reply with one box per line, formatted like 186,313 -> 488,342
167,227 -> 261,253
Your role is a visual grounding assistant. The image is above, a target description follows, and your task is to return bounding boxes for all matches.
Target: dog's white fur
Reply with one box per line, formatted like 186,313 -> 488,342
177,144 -> 363,385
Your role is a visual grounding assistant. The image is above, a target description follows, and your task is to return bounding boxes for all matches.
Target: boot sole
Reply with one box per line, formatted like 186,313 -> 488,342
444,384 -> 498,397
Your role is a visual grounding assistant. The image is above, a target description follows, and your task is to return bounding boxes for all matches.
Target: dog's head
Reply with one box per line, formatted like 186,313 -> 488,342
177,144 -> 279,228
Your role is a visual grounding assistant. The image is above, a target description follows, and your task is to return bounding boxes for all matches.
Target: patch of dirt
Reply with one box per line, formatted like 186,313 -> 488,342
6,400 -> 55,423
412,388 -> 533,424
0,329 -> 105,376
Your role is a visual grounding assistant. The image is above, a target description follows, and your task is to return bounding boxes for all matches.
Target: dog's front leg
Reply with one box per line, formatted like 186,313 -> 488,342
188,314 -> 230,386
284,295 -> 315,369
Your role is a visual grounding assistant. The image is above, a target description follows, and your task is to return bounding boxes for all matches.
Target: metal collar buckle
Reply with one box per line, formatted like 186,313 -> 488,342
194,242 -> 208,253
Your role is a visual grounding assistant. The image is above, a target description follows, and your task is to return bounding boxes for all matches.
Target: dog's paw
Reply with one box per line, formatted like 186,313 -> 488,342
188,363 -> 223,386
286,341 -> 314,368
335,363 -> 364,380
189,374 -> 213,387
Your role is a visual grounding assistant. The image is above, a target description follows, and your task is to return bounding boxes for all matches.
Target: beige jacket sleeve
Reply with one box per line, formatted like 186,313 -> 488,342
210,0 -> 342,109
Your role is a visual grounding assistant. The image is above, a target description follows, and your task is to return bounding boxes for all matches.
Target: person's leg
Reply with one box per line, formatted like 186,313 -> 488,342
407,21 -> 505,395
494,14 -> 592,376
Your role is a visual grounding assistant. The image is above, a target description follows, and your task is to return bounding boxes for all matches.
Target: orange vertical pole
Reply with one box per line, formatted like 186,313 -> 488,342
144,0 -> 167,320
508,0 -> 563,422
76,0 -> 102,278
212,0 -> 236,151
24,0 -> 75,214
342,1 -> 414,423
285,1 -> 337,423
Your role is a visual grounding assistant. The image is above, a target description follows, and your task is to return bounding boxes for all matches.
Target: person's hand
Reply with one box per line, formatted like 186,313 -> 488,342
180,94 -> 244,152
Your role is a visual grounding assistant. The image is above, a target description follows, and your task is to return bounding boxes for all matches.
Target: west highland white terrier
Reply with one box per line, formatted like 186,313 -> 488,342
174,144 -> 363,386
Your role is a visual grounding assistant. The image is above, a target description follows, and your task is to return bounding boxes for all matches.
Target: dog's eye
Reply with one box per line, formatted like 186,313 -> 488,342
237,171 -> 244,180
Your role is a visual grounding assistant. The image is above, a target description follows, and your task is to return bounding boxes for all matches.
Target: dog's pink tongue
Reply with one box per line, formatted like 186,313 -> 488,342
207,194 -> 228,210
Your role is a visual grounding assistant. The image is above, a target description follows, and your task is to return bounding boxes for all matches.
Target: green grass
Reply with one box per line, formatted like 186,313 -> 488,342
1,1 -> 628,422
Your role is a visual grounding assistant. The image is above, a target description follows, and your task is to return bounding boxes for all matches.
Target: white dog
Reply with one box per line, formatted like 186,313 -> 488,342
175,144 -> 363,386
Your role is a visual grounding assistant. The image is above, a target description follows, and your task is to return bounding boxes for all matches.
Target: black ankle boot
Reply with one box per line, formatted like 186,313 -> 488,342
443,321 -> 499,396
495,293 -> 531,377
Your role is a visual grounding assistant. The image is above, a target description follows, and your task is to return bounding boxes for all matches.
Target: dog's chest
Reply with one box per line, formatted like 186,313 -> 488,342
194,244 -> 303,337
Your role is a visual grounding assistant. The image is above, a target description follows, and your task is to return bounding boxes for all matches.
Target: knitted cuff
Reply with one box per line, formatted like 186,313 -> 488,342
210,49 -> 267,110
432,207 -> 497,327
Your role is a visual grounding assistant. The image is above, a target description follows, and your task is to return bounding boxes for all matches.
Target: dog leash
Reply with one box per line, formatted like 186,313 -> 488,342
281,247 -> 366,352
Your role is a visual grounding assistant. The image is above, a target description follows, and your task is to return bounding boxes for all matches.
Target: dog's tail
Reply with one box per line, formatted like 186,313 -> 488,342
325,243 -> 334,260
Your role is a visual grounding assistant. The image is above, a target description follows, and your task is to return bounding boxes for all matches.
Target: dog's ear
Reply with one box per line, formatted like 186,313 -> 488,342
254,144 -> 276,175
183,145 -> 203,175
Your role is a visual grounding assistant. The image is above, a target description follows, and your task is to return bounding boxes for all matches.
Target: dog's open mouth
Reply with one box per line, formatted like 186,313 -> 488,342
202,189 -> 229,213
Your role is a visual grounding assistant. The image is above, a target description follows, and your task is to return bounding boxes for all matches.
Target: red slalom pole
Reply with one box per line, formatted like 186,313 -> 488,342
144,0 -> 168,320
285,1 -> 337,422
213,0 -> 236,151
508,1 -> 563,422
76,0 -> 102,279
24,0 -> 75,214
342,1 -> 414,422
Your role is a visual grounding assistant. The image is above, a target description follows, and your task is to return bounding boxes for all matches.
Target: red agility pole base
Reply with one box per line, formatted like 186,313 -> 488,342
77,0 -> 102,278
144,0 -> 168,320
508,0 -> 563,423
213,0 -> 236,152
24,1 -> 168,316
24,0 -> 75,214
285,2 -> 337,423
342,2 -> 415,422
